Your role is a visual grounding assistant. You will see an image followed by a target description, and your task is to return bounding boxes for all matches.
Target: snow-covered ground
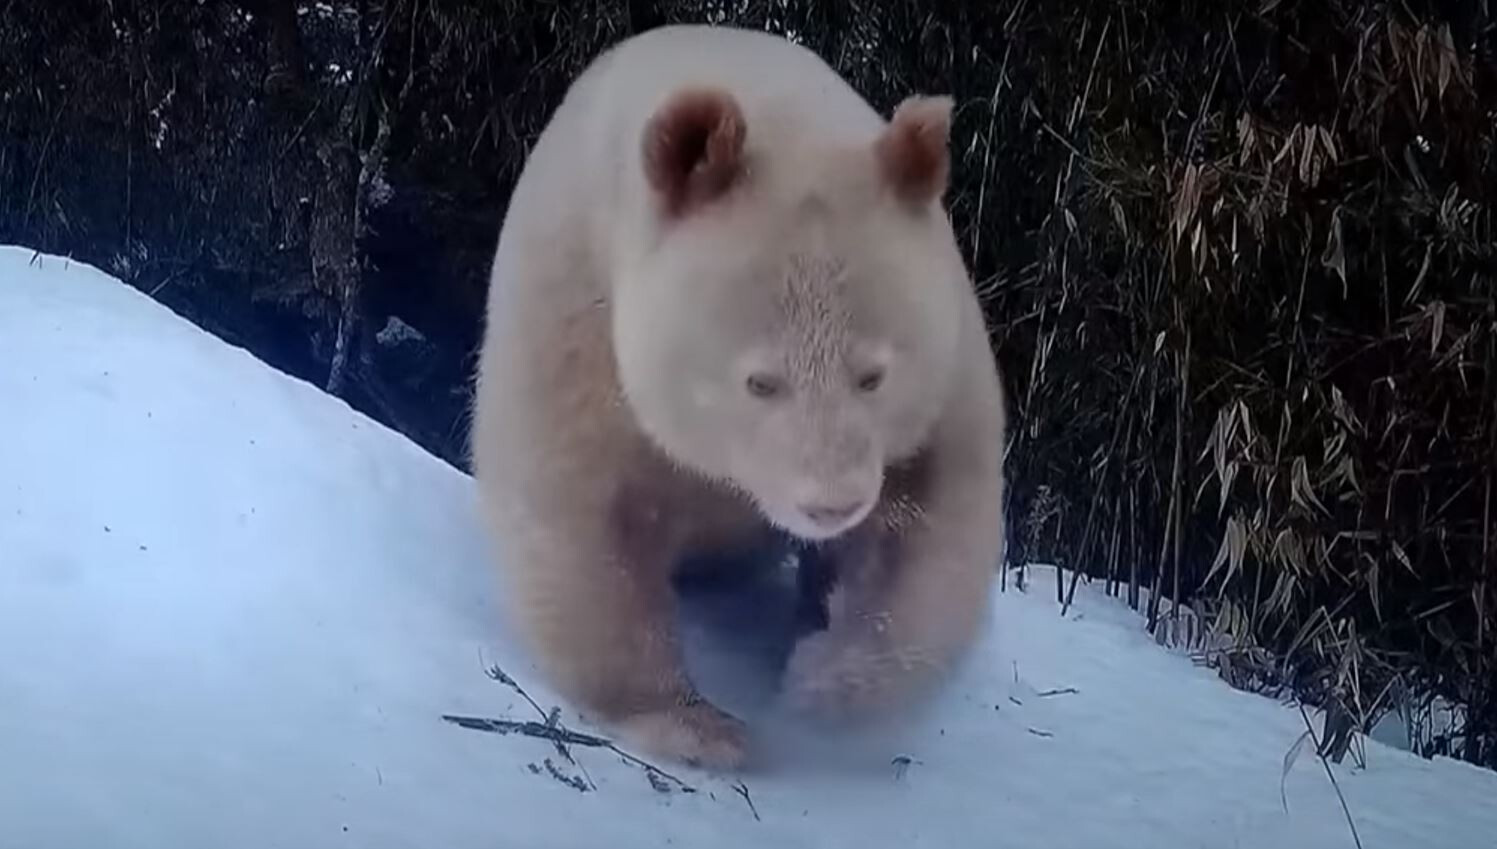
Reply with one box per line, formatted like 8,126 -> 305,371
2,244 -> 1495,849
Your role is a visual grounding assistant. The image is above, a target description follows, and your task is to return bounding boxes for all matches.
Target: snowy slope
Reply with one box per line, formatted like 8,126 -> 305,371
2,244 -> 1495,849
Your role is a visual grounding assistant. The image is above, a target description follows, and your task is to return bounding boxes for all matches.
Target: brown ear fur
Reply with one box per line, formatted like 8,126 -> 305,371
641,87 -> 747,218
874,94 -> 954,207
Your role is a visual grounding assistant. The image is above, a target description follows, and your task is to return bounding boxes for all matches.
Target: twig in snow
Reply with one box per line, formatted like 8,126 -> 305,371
441,714 -> 611,747
1294,702 -> 1364,849
446,713 -> 698,792
480,657 -> 590,785
1035,687 -> 1080,698
147,269 -> 184,297
446,713 -> 695,795
482,659 -> 547,719
732,780 -> 761,821
470,656 -> 698,794
543,757 -> 591,793
1027,727 -> 1055,738
543,704 -> 594,786
646,770 -> 675,794
613,751 -> 696,794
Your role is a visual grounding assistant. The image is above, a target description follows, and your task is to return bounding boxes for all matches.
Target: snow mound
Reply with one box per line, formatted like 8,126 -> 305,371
2,245 -> 1494,849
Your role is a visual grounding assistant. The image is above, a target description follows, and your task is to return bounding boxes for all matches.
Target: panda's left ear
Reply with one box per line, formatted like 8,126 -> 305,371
873,94 -> 954,207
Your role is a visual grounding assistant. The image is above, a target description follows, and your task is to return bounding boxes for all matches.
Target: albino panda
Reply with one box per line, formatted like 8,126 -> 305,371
471,23 -> 1008,770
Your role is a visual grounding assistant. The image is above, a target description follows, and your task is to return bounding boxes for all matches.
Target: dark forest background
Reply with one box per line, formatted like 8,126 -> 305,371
2,0 -> 1495,770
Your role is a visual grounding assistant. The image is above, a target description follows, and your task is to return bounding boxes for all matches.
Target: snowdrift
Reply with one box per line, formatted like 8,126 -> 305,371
2,246 -> 1494,849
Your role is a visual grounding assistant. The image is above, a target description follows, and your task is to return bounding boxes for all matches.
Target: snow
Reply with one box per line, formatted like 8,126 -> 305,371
2,243 -> 1495,849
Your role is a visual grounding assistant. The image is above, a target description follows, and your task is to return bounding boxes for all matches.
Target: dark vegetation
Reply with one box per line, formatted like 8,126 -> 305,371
2,0 -> 1494,769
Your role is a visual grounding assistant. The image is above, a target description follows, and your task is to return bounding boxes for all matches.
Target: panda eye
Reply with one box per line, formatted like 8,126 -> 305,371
856,368 -> 885,393
745,373 -> 786,399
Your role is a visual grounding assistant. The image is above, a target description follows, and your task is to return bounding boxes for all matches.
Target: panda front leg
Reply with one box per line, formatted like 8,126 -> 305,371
499,489 -> 750,771
782,450 -> 1005,720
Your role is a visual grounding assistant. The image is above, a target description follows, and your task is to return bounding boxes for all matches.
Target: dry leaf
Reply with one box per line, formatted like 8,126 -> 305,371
1282,729 -> 1313,811
1320,205 -> 1347,293
1390,540 -> 1416,577
1406,241 -> 1433,305
1436,25 -> 1453,99
1207,514 -> 1249,588
1429,300 -> 1446,355
1291,455 -> 1329,515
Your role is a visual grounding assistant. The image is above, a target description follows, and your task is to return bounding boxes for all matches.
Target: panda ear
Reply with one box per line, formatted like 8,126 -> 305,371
873,94 -> 954,207
641,87 -> 748,219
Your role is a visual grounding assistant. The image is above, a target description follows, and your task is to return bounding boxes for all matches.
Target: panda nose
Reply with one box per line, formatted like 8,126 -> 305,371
799,500 -> 867,527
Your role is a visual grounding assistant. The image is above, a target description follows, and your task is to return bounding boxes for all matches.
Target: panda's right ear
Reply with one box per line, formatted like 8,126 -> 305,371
641,87 -> 747,219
